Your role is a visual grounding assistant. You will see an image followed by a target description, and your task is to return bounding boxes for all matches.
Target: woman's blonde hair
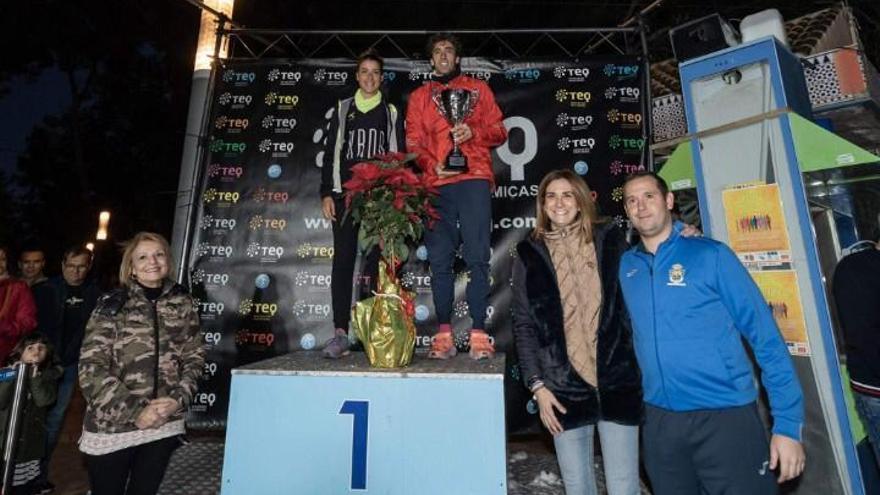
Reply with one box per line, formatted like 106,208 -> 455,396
533,169 -> 599,243
119,232 -> 174,287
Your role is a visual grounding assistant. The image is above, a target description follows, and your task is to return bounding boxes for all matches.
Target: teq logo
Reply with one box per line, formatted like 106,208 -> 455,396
203,361 -> 219,378
249,215 -> 287,231
258,139 -> 295,154
221,70 -> 256,85
217,92 -> 252,107
264,92 -> 300,108
199,215 -> 237,231
246,242 -> 285,260
207,164 -> 243,180
214,116 -> 250,131
505,68 -> 541,82
191,269 -> 230,287
252,187 -> 289,204
556,113 -> 594,129
606,109 -> 642,127
261,115 -> 298,132
400,272 -> 431,291
294,271 -> 332,289
296,243 -> 334,259
313,68 -> 349,85
602,64 -> 639,79
462,69 -> 492,81
608,135 -> 645,151
208,139 -> 246,154
609,160 -> 646,176
557,137 -> 595,153
192,392 -> 217,408
555,89 -> 592,107
553,66 -> 590,81
238,298 -> 279,319
604,86 -> 641,101
197,299 -> 225,318
201,188 -> 240,205
292,300 -> 331,319
195,242 -> 233,258
236,329 -> 276,347
267,68 -> 302,84
203,331 -> 223,346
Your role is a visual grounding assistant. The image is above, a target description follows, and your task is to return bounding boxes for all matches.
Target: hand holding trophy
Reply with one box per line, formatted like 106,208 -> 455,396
432,88 -> 479,172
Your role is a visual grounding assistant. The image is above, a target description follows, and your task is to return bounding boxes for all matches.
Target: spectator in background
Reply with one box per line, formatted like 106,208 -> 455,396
0,244 -> 37,363
833,236 -> 880,469
32,246 -> 101,494
79,232 -> 204,495
18,246 -> 48,287
0,333 -> 62,495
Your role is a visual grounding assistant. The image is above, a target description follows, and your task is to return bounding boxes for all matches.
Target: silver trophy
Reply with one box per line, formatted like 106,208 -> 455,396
432,88 -> 479,172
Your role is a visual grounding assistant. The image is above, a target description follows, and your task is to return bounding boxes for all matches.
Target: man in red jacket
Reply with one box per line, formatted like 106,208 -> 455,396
406,33 -> 507,360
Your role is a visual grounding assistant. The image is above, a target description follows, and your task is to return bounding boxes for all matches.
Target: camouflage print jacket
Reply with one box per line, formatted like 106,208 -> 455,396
78,280 -> 205,434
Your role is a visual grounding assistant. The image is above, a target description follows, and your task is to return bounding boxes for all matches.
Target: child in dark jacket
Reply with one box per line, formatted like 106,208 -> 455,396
0,333 -> 61,495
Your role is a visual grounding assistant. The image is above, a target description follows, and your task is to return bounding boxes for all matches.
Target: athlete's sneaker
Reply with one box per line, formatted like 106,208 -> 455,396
322,329 -> 351,359
468,330 -> 495,360
427,331 -> 457,359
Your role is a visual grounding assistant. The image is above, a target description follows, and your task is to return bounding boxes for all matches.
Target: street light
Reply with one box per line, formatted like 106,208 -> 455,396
194,0 -> 235,71
96,211 -> 111,240
171,0 -> 236,282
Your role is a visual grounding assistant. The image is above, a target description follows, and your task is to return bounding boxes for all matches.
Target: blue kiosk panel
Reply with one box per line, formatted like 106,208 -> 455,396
679,37 -> 863,495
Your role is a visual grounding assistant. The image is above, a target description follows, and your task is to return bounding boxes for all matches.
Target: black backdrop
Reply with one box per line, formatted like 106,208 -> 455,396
187,56 -> 646,430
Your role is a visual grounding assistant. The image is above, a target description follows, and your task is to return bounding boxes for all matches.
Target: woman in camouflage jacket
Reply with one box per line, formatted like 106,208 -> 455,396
78,232 -> 205,495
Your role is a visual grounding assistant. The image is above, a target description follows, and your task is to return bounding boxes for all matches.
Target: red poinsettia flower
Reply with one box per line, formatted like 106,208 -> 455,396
343,153 -> 437,263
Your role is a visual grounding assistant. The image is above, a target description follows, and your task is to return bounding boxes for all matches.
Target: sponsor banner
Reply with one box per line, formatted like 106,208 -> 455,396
188,57 -> 645,429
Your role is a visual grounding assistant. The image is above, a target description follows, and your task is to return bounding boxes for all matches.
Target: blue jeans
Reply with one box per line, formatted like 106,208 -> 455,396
424,180 -> 491,329
855,392 -> 880,469
553,421 -> 640,495
41,363 -> 77,479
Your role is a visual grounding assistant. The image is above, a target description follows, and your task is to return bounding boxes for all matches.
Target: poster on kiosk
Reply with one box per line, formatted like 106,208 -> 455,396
679,36 -> 864,494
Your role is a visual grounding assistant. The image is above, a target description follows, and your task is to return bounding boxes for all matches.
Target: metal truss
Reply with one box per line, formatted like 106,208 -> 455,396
218,27 -> 644,62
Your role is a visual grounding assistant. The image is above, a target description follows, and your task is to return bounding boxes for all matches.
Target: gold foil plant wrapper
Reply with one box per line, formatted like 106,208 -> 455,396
351,259 -> 416,368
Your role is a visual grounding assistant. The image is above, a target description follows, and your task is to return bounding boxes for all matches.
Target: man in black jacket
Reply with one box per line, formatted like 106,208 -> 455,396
32,246 -> 101,493
834,237 -> 880,469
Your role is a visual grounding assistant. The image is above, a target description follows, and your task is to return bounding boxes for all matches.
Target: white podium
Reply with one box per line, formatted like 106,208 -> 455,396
220,351 -> 508,494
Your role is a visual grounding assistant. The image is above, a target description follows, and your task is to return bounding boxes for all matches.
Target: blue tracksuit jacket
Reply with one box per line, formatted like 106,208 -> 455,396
618,222 -> 804,440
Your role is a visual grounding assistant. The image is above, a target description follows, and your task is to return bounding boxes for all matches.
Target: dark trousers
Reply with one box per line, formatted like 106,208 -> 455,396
85,436 -> 180,495
643,403 -> 778,495
424,179 -> 492,329
331,196 -> 379,330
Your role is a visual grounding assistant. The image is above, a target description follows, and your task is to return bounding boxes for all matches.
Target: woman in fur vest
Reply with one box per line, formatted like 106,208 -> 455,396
511,169 -> 642,495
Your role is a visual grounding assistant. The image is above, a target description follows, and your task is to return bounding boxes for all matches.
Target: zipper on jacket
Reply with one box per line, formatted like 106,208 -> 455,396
151,300 -> 159,399
647,255 -> 671,408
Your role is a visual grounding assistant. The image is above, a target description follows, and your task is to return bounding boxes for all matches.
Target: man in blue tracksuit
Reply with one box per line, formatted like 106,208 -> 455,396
618,171 -> 805,494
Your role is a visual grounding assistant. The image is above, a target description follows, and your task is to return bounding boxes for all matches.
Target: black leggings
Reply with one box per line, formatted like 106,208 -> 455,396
85,436 -> 181,495
331,196 -> 379,330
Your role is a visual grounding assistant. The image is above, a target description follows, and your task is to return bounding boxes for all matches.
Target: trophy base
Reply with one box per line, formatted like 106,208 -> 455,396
444,154 -> 468,172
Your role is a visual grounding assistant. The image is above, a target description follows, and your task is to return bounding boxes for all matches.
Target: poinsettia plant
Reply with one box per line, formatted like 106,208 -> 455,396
343,152 -> 439,265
